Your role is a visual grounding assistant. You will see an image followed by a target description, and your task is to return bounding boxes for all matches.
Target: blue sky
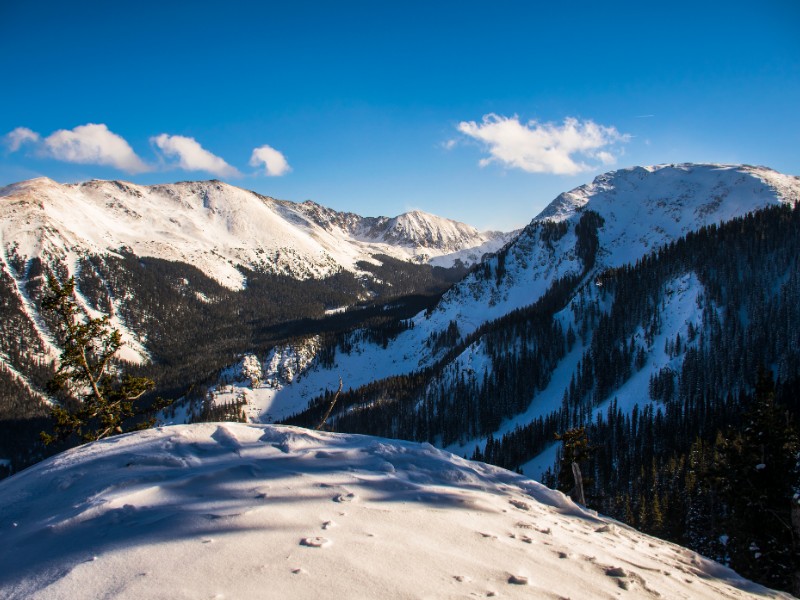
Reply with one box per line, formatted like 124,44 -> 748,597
1,0 -> 798,230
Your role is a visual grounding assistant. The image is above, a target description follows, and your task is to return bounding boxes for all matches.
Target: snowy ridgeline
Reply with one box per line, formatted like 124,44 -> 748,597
0,177 -> 509,290
0,423 -> 788,600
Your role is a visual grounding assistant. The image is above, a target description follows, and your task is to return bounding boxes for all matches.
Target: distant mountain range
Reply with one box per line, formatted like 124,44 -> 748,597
0,177 -> 509,428
0,177 -> 510,290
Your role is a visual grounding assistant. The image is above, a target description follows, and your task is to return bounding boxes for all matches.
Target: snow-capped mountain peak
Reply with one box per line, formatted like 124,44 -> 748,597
0,178 -> 510,289
367,209 -> 487,251
535,163 -> 800,225
424,163 -> 800,327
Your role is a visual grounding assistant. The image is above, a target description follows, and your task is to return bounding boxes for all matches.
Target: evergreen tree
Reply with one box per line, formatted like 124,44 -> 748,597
40,275 -> 165,445
555,427 -> 592,504
717,367 -> 800,592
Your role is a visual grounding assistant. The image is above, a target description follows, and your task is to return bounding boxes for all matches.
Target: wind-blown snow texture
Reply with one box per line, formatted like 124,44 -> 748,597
0,423 -> 788,599
0,178 -> 509,290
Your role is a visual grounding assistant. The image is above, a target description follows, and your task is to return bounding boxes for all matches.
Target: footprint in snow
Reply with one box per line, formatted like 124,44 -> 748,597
509,499 -> 530,511
507,574 -> 529,585
322,520 -> 336,530
518,535 -> 533,544
594,524 -> 617,534
603,567 -> 657,595
333,492 -> 358,503
300,537 -> 332,548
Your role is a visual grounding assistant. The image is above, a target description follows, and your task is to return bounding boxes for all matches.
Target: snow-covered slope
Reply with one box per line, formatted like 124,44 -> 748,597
0,423 -> 786,600
201,163 -> 800,425
0,178 -> 509,289
430,163 -> 800,335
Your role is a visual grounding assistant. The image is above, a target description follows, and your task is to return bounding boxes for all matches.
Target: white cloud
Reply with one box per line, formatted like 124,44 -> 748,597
42,123 -> 150,173
249,144 -> 291,177
457,114 -> 629,175
441,139 -> 458,151
151,134 -> 240,177
4,127 -> 40,152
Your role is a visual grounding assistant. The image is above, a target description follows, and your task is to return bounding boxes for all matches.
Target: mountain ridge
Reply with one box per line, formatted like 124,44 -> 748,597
204,163 -> 800,439
0,177 -> 511,289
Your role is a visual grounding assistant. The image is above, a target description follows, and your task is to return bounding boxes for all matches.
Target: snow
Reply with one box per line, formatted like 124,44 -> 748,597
0,423 -> 787,599
0,178 -> 507,291
427,164 -> 800,340
231,163 -> 800,470
202,335 -> 424,424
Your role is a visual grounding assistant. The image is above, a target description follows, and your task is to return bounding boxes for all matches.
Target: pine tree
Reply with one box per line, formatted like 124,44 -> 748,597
555,427 -> 592,504
717,367 -> 800,592
40,275 -> 165,445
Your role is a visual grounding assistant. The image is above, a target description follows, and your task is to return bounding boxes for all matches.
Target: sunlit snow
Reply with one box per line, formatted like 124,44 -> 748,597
0,423 -> 787,599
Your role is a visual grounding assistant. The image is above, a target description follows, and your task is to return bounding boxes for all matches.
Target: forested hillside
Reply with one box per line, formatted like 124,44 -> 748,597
0,251 -> 465,476
286,203 -> 800,592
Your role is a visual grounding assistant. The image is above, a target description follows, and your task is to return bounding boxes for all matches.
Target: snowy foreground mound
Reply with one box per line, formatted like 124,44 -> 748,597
0,424 -> 789,600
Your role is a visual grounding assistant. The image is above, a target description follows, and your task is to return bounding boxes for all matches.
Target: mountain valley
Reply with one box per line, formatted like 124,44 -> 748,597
2,163 -> 800,594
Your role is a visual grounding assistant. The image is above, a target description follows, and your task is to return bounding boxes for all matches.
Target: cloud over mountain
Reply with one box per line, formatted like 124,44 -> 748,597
250,144 -> 291,176
43,123 -> 150,173
4,123 -> 150,173
3,127 -> 40,152
151,133 -> 241,177
458,114 -> 629,175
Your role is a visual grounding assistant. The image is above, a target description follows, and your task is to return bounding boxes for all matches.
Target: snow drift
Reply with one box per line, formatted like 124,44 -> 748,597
0,423 -> 788,599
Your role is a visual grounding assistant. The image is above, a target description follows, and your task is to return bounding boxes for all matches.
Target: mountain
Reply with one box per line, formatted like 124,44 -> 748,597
3,163 -> 799,590
428,163 -> 800,333
0,422 -> 788,599
0,178 -> 509,289
0,177 -> 510,473
197,164 -> 800,591
205,163 -> 800,425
